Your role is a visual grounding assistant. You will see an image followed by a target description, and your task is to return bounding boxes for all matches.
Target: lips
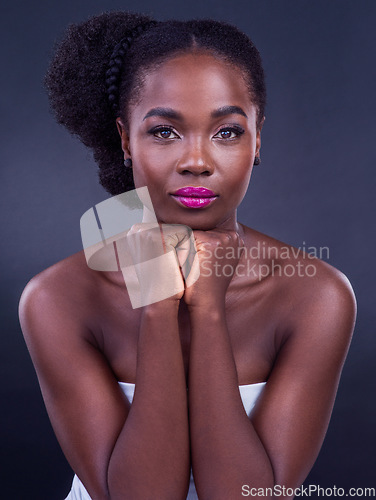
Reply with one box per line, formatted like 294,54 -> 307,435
170,186 -> 218,209
173,186 -> 216,197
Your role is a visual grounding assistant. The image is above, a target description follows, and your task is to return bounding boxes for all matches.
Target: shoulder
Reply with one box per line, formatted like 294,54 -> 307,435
287,259 -> 357,344
20,250 -> 92,307
240,223 -> 356,340
19,250 -> 100,344
241,223 -> 355,297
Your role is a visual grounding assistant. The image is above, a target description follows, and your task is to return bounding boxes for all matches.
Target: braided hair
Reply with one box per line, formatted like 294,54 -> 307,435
45,12 -> 266,195
105,21 -> 157,115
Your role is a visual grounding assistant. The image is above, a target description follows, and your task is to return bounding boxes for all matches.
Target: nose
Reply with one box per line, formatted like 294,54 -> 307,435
175,139 -> 214,176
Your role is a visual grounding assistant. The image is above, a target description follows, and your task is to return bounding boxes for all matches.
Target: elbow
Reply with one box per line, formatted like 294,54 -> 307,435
107,464 -> 189,500
199,468 -> 275,500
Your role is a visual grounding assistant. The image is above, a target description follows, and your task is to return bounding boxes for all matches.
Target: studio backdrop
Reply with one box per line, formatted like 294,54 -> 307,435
1,0 -> 375,498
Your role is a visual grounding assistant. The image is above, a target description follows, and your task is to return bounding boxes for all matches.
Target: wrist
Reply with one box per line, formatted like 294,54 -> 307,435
185,293 -> 226,311
187,301 -> 226,321
142,297 -> 180,317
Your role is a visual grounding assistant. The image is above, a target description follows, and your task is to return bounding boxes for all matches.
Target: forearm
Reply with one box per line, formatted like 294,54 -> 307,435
108,299 -> 190,500
188,304 -> 273,499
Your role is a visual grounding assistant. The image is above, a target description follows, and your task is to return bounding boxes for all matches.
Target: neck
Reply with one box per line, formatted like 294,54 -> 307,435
214,209 -> 245,238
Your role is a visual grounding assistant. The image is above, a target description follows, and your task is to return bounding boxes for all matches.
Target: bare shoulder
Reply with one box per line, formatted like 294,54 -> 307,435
288,256 -> 357,347
240,223 -> 357,341
20,250 -> 93,305
19,250 -> 100,344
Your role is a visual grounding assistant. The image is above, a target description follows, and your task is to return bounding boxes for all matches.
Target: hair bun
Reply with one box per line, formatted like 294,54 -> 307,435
45,11 -> 154,147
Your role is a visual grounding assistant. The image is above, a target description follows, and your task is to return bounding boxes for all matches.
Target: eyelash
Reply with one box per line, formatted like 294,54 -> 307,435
147,125 -> 245,140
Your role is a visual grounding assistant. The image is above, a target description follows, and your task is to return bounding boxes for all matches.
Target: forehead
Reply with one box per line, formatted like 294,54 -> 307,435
130,52 -> 255,121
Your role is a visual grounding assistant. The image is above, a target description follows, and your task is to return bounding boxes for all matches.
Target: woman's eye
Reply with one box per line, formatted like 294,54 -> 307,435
152,127 -> 179,139
214,127 -> 244,140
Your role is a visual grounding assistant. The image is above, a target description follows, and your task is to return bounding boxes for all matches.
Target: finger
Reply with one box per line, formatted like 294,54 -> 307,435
176,233 -> 198,279
160,224 -> 192,249
121,251 -> 185,308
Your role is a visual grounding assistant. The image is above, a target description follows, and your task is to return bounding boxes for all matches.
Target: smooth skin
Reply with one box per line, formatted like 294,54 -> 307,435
19,52 -> 356,500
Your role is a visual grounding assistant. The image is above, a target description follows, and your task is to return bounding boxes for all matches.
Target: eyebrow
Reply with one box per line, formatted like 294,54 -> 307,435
143,105 -> 248,121
143,107 -> 182,121
211,106 -> 248,119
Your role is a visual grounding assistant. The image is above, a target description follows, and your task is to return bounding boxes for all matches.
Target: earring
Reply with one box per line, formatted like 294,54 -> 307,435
253,156 -> 261,166
124,158 -> 132,168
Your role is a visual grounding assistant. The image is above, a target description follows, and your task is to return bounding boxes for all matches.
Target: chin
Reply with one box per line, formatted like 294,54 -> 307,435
157,211 -> 223,231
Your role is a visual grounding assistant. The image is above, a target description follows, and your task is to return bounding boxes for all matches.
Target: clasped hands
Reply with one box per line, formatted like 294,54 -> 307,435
120,223 -> 244,309
119,222 -> 200,308
80,188 -> 244,309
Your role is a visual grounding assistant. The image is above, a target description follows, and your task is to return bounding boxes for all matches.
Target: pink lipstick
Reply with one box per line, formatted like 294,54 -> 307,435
171,186 -> 218,208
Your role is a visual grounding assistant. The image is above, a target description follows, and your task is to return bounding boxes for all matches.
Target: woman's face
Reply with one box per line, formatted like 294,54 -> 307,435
117,52 -> 263,231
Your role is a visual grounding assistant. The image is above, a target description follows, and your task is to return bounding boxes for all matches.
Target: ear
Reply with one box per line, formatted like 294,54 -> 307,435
116,118 -> 131,157
255,116 -> 266,156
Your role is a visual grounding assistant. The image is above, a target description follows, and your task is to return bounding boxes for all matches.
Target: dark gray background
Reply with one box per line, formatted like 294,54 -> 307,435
1,0 -> 375,498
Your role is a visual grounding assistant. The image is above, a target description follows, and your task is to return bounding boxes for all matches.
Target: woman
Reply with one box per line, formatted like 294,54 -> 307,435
19,11 -> 356,500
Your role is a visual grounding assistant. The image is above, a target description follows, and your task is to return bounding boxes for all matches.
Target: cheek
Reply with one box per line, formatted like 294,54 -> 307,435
226,161 -> 253,202
132,144 -> 173,182
131,160 -> 168,198
131,151 -> 157,187
225,150 -> 253,180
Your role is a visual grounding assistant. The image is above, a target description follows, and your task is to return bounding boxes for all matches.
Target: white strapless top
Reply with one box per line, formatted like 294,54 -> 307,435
65,381 -> 266,500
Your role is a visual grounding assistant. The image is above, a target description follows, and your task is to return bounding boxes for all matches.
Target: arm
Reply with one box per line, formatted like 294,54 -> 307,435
19,269 -> 189,500
188,303 -> 274,498
185,234 -> 356,499
107,299 -> 190,499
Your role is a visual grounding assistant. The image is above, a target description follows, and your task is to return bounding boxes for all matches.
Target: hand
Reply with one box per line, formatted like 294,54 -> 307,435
117,223 -> 196,307
183,229 -> 244,309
